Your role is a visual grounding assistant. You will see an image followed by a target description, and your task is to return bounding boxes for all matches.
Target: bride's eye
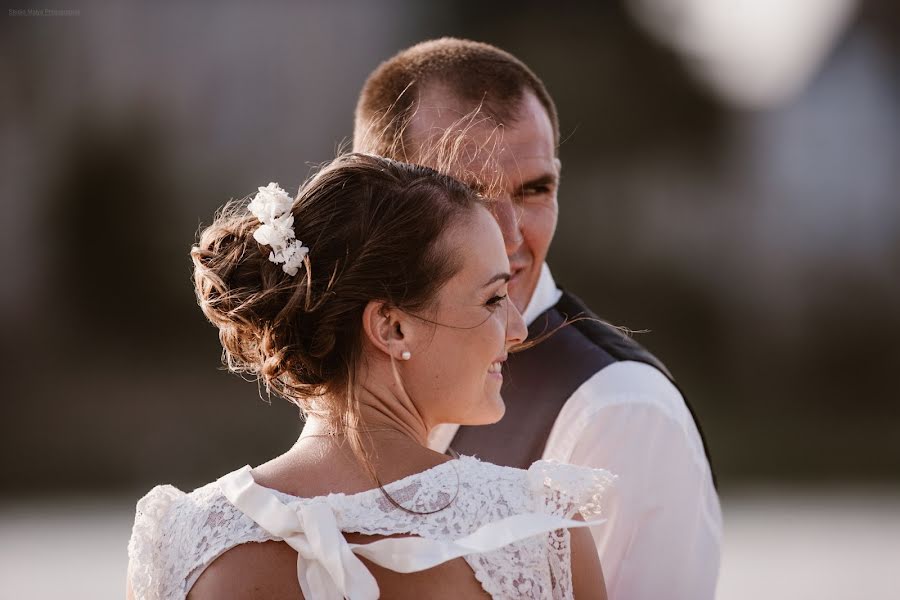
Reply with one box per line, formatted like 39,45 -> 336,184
486,294 -> 507,309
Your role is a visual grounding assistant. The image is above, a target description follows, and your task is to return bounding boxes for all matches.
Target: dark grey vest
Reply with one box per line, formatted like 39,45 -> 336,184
449,290 -> 716,487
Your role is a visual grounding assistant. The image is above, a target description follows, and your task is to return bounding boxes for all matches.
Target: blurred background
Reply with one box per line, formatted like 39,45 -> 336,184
1,1 -> 897,598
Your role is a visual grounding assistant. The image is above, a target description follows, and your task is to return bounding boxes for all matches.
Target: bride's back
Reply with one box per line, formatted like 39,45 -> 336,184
188,539 -> 490,600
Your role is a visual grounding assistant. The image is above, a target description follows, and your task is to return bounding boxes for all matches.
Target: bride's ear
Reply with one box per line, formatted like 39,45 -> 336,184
361,300 -> 411,361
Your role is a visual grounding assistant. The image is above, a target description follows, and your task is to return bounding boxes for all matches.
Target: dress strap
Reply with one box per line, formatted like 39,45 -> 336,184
218,466 -> 605,600
351,510 -> 605,571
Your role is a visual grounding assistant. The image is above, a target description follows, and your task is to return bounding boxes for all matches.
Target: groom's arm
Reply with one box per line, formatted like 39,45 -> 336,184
543,361 -> 722,600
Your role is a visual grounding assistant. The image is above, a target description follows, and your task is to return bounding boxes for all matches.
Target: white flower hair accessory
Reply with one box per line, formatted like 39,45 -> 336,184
247,182 -> 309,276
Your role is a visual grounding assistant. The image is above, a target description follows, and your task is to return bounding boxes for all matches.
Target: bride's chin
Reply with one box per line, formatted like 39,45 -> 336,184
478,397 -> 506,425
450,395 -> 505,427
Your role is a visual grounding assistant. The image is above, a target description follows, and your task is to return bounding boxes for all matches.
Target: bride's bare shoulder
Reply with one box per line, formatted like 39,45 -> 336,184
188,541 -> 301,600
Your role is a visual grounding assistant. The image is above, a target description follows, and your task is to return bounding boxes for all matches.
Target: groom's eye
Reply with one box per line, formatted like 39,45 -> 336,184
516,185 -> 554,206
523,184 -> 550,195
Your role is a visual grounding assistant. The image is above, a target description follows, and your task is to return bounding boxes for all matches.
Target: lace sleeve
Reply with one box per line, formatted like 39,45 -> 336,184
127,485 -> 185,600
521,460 -> 617,599
527,459 -> 618,521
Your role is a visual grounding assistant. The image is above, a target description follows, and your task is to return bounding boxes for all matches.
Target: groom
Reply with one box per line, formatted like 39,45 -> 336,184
352,38 -> 721,599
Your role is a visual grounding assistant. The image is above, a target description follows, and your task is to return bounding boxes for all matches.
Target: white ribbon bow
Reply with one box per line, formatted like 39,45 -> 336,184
219,466 -> 605,600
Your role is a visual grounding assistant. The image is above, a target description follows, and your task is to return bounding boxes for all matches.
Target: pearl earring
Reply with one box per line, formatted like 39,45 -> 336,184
401,351 -> 411,361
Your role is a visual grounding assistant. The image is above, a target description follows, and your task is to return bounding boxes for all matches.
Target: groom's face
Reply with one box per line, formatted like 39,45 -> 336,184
406,89 -> 560,313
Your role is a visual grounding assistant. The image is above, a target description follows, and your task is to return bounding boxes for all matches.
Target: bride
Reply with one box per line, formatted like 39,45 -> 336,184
126,153 -> 613,599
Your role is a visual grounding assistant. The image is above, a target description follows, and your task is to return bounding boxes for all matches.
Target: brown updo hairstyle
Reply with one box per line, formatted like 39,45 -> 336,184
190,153 -> 481,498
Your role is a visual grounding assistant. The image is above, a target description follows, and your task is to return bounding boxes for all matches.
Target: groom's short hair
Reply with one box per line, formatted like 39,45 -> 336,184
353,37 -> 559,159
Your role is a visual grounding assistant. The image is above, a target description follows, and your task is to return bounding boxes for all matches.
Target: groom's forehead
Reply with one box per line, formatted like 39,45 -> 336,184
407,118 -> 554,193
408,85 -> 552,152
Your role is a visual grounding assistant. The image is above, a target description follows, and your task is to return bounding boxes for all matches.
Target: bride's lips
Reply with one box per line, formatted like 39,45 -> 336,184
488,354 -> 508,380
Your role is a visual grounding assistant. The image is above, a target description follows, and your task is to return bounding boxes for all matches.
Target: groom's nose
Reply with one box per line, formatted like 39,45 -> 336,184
506,295 -> 528,345
492,197 -> 524,255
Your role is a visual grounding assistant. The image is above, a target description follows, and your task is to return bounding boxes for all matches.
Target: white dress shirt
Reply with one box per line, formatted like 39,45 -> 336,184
429,263 -> 723,600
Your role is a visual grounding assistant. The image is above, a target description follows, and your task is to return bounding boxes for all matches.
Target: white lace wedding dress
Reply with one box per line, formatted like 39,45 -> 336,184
127,455 -> 616,600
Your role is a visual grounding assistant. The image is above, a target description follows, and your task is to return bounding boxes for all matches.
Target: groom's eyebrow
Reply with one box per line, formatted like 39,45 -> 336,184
518,173 -> 558,191
467,173 -> 557,196
482,273 -> 511,287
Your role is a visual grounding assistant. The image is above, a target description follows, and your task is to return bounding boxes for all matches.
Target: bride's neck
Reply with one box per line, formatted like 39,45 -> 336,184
300,382 -> 430,449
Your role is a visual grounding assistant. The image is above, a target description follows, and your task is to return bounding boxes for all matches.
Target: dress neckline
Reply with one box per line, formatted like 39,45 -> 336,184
230,454 -> 474,505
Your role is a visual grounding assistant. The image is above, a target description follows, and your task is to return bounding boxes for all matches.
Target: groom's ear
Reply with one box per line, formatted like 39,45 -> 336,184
361,300 -> 410,360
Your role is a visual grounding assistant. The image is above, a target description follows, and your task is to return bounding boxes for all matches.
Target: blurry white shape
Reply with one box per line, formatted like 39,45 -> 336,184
717,489 -> 900,600
627,0 -> 858,109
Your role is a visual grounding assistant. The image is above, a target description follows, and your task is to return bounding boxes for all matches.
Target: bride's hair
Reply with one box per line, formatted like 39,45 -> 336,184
190,153 -> 479,492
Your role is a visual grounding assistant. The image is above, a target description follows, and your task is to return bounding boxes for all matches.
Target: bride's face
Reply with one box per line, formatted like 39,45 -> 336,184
405,205 -> 528,428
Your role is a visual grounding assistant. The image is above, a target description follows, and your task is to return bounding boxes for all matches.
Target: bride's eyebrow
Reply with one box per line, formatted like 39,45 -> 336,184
481,272 -> 511,288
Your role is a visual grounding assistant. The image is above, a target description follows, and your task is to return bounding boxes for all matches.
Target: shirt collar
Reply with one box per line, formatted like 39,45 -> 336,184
521,263 -> 563,326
